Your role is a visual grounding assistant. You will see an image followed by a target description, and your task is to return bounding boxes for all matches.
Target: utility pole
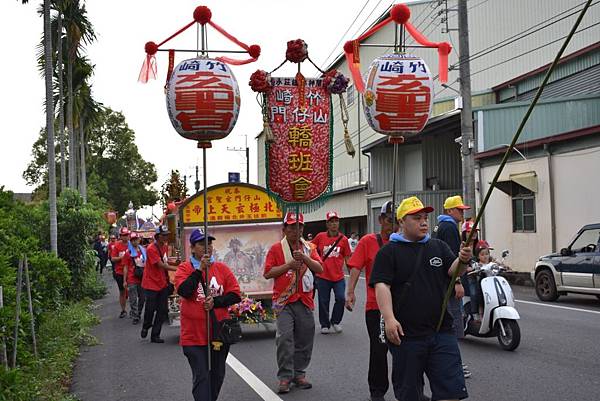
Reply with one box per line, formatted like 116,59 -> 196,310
227,135 -> 250,183
458,0 -> 476,216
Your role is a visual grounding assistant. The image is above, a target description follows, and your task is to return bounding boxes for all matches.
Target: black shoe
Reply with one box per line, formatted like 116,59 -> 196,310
369,396 -> 386,401
119,311 -> 127,318
151,337 -> 165,343
132,318 -> 140,325
140,328 -> 148,338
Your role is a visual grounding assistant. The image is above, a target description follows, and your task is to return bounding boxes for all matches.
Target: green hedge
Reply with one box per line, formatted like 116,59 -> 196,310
0,301 -> 99,401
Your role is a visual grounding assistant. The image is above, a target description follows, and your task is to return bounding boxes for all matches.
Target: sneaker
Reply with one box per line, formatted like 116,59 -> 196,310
140,328 -> 148,338
278,380 -> 291,394
132,318 -> 140,325
119,311 -> 127,318
463,367 -> 472,379
150,337 -> 165,343
332,324 -> 343,333
292,376 -> 312,389
320,327 -> 330,334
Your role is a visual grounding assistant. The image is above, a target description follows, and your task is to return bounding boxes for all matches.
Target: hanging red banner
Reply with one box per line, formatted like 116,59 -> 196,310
266,77 -> 332,205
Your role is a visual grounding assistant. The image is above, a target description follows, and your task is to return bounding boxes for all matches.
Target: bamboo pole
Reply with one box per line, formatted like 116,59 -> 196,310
24,257 -> 38,358
12,259 -> 23,368
0,286 -> 8,369
437,0 -> 594,331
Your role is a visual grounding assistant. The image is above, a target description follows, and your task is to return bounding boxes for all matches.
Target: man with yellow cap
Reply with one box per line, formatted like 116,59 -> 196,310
435,195 -> 472,378
370,196 -> 471,401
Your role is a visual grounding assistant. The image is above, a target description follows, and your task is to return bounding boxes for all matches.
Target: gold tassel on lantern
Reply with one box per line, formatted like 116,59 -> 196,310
339,94 -> 355,157
261,93 -> 275,144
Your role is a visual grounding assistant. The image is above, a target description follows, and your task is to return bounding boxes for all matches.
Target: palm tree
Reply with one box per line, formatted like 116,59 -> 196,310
55,1 -> 67,191
63,0 -> 95,188
22,0 -> 58,254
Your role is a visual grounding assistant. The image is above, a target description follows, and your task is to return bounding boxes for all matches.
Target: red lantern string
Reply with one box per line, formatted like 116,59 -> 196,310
344,3 -> 452,92
165,49 -> 175,90
138,6 -> 260,83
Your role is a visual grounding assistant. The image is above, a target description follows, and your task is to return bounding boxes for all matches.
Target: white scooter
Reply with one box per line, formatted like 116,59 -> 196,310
462,250 -> 521,351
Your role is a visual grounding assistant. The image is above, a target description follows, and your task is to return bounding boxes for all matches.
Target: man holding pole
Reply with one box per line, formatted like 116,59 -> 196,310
371,196 -> 470,401
263,212 -> 323,394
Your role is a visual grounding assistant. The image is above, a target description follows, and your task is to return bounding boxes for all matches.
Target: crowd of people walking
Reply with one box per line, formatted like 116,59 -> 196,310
93,193 -> 496,401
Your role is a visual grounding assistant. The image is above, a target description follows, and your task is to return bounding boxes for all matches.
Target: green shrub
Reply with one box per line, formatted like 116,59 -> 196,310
0,301 -> 99,401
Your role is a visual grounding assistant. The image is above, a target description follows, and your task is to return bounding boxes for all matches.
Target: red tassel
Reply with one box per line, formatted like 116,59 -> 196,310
138,54 -> 157,83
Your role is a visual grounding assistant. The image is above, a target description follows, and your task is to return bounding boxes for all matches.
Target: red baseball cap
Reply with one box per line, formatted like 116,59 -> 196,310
477,240 -> 493,249
461,221 -> 479,233
119,227 -> 130,236
130,232 -> 139,240
326,211 -> 340,221
283,212 -> 304,225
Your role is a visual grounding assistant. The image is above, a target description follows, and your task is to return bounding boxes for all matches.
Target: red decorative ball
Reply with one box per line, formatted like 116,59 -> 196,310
144,41 -> 158,55
286,39 -> 308,63
249,69 -> 271,93
438,42 -> 452,54
193,6 -> 212,24
390,4 -> 411,24
248,44 -> 261,59
343,41 -> 354,54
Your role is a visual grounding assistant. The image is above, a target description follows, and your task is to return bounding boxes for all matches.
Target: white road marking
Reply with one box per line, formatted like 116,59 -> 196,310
226,353 -> 283,401
515,299 -> 600,315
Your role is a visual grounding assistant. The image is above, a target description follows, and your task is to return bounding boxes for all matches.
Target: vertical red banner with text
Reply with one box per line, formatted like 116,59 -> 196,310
266,77 -> 332,205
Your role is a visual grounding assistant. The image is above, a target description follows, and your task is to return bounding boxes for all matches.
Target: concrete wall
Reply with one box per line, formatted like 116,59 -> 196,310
478,145 -> 600,272
478,156 -> 552,272
552,147 -> 600,248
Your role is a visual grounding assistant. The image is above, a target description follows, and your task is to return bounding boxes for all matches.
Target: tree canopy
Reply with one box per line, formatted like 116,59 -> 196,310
24,107 -> 159,213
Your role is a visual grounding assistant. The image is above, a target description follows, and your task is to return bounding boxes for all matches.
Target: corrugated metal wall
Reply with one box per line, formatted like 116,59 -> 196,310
422,133 -> 463,191
517,64 -> 600,101
479,95 -> 600,151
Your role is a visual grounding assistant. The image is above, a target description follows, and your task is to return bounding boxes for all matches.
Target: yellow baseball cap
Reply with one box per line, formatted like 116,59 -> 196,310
443,195 -> 470,210
396,196 -> 434,220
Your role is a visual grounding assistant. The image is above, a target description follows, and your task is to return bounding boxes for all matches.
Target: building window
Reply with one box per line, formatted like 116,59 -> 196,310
511,182 -> 536,232
347,84 -> 355,105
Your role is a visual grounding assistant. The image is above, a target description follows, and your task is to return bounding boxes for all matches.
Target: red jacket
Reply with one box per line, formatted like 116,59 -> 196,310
175,261 -> 241,346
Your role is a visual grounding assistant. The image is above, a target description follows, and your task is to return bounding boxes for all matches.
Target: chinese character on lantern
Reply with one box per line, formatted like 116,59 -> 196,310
363,54 -> 433,137
166,57 -> 241,142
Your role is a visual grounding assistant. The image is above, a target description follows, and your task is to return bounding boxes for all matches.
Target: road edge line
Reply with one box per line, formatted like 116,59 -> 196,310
226,353 -> 283,401
515,299 -> 600,315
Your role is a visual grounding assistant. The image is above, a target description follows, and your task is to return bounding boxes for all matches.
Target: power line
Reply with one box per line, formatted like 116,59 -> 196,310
319,0 -> 374,70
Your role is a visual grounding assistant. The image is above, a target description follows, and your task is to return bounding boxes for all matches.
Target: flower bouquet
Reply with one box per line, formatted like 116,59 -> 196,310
228,297 -> 275,324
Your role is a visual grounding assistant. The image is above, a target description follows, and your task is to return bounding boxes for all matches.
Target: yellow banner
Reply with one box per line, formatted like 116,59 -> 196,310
182,184 -> 283,224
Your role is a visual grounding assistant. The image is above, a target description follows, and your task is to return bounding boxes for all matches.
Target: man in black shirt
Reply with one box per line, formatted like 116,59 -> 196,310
370,196 -> 471,401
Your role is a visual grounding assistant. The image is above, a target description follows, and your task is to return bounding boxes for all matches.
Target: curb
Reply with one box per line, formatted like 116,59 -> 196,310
501,271 -> 534,287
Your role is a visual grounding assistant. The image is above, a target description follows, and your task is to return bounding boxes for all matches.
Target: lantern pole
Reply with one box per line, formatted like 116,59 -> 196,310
197,21 -> 213,401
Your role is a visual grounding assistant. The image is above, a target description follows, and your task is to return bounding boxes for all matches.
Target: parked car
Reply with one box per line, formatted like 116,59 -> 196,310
531,223 -> 600,301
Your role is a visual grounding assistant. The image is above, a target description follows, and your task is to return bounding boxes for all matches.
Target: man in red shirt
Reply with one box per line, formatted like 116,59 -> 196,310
312,211 -> 351,334
123,232 -> 146,325
110,227 -> 131,318
141,225 -> 178,343
175,228 -> 241,401
346,201 -> 394,401
263,212 -> 323,394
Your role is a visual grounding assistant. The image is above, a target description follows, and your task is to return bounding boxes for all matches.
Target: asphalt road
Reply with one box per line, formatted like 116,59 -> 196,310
71,272 -> 600,401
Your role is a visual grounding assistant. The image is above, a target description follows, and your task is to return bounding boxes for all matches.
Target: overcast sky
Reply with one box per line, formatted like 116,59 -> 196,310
1,0 -> 403,208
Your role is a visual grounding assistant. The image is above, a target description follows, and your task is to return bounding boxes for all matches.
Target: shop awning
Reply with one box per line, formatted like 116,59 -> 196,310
494,171 -> 538,195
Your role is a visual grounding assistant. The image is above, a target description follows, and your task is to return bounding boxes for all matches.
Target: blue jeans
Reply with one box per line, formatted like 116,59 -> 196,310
316,277 -> 345,328
389,332 -> 468,401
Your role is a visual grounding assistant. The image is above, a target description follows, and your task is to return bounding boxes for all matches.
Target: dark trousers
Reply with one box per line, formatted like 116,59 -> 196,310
316,277 -> 346,328
143,287 -> 169,339
365,309 -> 389,398
183,344 -> 230,401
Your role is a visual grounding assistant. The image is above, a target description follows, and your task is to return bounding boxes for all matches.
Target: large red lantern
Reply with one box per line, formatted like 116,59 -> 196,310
166,57 -> 241,142
363,53 -> 433,137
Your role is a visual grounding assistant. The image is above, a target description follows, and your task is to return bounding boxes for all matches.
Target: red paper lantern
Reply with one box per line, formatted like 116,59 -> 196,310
166,57 -> 241,142
103,211 -> 117,225
363,54 -> 433,137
